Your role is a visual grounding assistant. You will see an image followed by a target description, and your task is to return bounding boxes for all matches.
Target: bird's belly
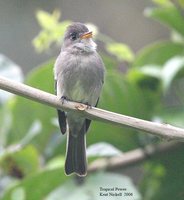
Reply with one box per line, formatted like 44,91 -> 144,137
67,78 -> 100,106
69,80 -> 88,103
60,54 -> 103,106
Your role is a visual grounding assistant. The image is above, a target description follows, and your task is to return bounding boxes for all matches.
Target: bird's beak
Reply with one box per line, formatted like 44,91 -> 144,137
80,31 -> 93,39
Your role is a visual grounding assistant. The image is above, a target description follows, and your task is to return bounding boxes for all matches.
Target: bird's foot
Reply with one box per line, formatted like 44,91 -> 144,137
60,96 -> 69,104
85,102 -> 92,109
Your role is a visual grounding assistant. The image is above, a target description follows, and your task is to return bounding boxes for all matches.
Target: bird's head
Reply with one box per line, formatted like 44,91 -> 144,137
62,22 -> 97,53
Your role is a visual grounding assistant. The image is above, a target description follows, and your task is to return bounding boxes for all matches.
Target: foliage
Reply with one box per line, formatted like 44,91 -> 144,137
1,0 -> 184,199
33,10 -> 134,62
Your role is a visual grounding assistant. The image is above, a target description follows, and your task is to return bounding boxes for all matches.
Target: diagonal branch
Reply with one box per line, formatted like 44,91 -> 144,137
88,142 -> 181,172
0,76 -> 184,141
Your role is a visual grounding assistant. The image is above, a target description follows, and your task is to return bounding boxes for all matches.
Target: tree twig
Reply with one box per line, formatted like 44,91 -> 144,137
0,76 -> 184,141
88,142 -> 181,172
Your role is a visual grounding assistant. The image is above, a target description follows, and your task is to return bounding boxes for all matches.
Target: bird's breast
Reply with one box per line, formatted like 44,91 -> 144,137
64,55 -> 101,104
68,80 -> 86,102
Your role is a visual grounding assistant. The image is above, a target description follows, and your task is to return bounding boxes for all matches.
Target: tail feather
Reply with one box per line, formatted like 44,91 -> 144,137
65,127 -> 87,176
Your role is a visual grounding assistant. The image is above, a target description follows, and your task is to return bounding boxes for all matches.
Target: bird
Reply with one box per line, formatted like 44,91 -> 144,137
54,22 -> 105,176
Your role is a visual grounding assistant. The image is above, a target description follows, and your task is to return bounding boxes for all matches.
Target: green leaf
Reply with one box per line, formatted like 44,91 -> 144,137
36,10 -> 61,30
10,187 -> 25,200
101,53 -> 118,71
32,20 -> 71,52
33,9 -> 71,52
161,56 -> 184,91
132,41 -> 184,67
0,104 -> 12,147
87,69 -> 154,151
0,176 -> 17,198
0,54 -> 23,103
19,120 -> 42,147
0,54 -> 23,149
152,0 -> 173,7
7,60 -> 56,152
127,68 -> 161,95
130,41 -> 184,93
156,106 -> 184,127
46,172 -> 141,200
145,5 -> 184,36
1,167 -> 68,200
32,31 -> 52,52
140,163 -> 166,200
178,0 -> 184,8
141,145 -> 184,200
132,56 -> 184,92
106,42 -> 134,62
139,65 -> 162,79
52,21 -> 71,42
87,142 -> 122,157
171,30 -> 184,44
45,156 -> 65,170
0,145 -> 40,177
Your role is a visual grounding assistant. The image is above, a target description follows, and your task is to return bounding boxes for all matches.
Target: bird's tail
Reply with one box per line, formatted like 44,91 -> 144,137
65,127 -> 87,176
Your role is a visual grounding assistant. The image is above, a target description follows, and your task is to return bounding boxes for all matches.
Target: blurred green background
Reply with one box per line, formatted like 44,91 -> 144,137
1,0 -> 184,200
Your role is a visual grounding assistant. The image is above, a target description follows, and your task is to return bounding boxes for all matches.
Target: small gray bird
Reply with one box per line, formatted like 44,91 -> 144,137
54,22 -> 105,176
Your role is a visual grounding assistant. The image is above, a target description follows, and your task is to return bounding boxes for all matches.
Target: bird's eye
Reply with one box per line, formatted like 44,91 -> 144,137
70,32 -> 77,40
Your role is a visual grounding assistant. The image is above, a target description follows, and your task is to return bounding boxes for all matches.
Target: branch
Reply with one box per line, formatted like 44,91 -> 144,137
0,76 -> 184,141
88,142 -> 181,172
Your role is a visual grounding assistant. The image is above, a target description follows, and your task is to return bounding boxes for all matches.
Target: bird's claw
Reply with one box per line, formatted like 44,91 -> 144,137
85,102 -> 92,109
60,96 -> 68,104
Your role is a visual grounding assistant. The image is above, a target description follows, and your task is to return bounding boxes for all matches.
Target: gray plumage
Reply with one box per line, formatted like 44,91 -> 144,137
54,22 -> 105,176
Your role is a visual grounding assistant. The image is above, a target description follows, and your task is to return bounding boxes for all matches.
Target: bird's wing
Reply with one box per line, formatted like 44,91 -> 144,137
85,98 -> 99,133
85,74 -> 104,133
55,80 -> 67,134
